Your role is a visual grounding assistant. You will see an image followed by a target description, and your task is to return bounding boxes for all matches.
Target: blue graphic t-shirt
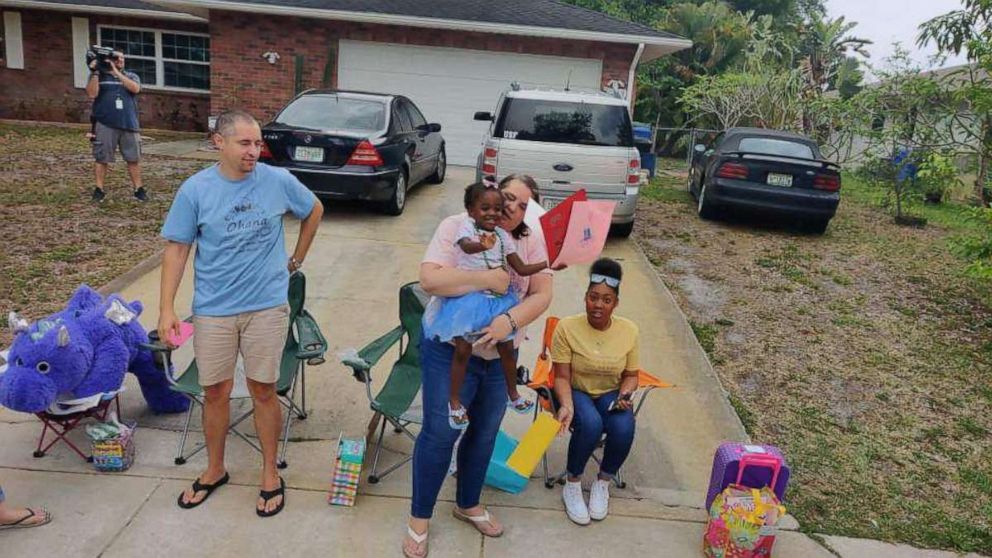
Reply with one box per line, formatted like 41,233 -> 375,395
161,163 -> 318,316
92,70 -> 141,131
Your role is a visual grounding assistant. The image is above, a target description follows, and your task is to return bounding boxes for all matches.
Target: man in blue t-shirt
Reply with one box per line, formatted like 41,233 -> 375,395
86,50 -> 147,202
158,110 -> 323,518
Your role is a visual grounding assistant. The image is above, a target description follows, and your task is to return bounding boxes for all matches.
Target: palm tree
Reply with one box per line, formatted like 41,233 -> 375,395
797,15 -> 871,135
798,16 -> 871,94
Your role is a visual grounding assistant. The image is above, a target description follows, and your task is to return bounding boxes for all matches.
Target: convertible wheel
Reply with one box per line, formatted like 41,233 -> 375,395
697,183 -> 718,220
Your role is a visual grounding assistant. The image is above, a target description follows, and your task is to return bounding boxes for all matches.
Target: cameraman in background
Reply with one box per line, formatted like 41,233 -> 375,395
85,48 -> 147,202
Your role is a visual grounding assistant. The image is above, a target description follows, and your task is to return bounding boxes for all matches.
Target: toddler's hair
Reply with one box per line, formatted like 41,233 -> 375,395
463,182 -> 499,210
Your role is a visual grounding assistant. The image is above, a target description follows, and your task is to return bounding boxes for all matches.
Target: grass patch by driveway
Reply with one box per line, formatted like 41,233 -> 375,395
0,122 -> 206,348
636,162 -> 992,553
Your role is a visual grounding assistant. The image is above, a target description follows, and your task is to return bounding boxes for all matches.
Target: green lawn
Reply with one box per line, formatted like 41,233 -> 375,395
637,158 -> 992,553
0,122 -> 204,348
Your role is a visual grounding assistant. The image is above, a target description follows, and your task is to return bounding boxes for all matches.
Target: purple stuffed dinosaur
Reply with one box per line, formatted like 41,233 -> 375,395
0,285 -> 189,414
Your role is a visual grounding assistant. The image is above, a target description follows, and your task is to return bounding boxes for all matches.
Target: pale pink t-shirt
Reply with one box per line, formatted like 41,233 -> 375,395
423,212 -> 552,358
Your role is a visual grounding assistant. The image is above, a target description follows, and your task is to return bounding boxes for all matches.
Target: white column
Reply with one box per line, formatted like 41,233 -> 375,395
72,17 -> 90,88
3,11 -> 24,70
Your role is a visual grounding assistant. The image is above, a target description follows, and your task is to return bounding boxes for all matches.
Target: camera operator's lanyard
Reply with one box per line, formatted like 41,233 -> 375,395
113,74 -> 124,110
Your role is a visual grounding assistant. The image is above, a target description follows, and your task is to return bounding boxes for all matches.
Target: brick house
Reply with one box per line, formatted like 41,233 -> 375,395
0,0 -> 689,164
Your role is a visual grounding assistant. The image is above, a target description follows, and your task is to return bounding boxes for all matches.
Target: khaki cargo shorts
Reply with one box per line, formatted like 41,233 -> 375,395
192,304 -> 290,387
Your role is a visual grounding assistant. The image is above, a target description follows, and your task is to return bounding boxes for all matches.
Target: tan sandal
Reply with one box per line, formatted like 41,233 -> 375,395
452,507 -> 504,537
402,525 -> 429,558
0,508 -> 52,530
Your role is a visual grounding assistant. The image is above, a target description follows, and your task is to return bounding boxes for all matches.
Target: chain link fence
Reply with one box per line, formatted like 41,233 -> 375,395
649,127 -> 722,168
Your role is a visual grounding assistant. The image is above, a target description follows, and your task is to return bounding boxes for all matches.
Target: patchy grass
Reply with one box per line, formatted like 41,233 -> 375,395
689,320 -> 718,356
635,164 -> 992,553
0,122 -> 205,348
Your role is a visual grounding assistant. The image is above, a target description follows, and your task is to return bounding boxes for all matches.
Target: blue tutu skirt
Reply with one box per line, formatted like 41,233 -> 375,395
423,291 -> 519,343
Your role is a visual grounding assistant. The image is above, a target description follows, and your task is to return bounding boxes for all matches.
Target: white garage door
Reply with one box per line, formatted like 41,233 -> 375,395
338,40 -> 603,166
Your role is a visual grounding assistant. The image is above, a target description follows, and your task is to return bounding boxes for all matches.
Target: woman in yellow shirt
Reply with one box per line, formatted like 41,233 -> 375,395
551,258 -> 639,525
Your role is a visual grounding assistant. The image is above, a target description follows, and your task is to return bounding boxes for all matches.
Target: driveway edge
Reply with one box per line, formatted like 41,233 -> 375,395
631,236 -> 751,441
98,248 -> 165,297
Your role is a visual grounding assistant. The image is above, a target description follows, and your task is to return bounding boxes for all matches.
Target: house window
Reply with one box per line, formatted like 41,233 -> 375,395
98,25 -> 210,92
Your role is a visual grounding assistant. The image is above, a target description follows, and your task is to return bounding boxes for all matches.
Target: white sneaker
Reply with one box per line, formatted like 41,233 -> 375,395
589,479 -> 611,520
562,480 -> 591,525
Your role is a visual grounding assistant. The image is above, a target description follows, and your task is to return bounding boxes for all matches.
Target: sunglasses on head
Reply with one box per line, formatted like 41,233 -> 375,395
589,273 -> 620,288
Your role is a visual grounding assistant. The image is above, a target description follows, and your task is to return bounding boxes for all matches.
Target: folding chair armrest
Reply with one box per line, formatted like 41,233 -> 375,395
295,309 -> 327,360
342,325 -> 404,382
137,340 -> 183,387
139,341 -> 170,353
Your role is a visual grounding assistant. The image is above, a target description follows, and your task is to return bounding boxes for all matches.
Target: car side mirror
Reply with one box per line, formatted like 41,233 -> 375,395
416,123 -> 439,134
694,144 -> 706,153
474,111 -> 494,121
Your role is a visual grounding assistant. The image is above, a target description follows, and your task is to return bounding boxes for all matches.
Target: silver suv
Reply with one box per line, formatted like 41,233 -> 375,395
474,87 -> 642,237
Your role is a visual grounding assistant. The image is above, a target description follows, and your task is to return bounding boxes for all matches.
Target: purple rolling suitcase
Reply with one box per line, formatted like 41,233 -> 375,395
705,442 -> 790,511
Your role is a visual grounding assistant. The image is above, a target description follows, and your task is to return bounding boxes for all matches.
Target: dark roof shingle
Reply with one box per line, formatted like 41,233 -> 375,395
19,0 -> 188,13
208,0 -> 682,39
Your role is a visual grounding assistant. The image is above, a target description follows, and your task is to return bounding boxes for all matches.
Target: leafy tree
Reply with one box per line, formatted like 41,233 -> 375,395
851,47 -> 949,221
729,0 -> 796,17
830,56 -> 864,99
918,0 -> 992,206
635,1 -> 758,147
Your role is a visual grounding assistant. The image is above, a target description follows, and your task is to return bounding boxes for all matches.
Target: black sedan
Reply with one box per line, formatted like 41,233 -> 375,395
688,127 -> 841,233
259,90 -> 446,215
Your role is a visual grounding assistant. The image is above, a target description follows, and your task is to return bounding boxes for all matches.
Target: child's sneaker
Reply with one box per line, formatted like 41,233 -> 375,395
507,395 -> 534,414
92,187 -> 106,203
448,403 -> 469,430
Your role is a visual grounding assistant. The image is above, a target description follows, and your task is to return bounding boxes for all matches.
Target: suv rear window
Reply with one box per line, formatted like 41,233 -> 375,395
275,95 -> 386,133
738,137 -> 814,159
495,98 -> 633,147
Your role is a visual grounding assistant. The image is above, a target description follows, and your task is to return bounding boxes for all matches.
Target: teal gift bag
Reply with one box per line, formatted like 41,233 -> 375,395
484,430 -> 529,494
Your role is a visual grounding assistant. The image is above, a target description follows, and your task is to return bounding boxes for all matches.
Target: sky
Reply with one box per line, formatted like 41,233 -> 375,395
824,0 -> 970,72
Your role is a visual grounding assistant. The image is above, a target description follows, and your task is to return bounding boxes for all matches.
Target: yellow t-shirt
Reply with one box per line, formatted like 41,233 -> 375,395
550,314 -> 640,397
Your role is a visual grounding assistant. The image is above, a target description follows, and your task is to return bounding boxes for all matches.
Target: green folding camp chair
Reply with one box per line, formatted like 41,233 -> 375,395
146,271 -> 327,468
342,281 -> 428,483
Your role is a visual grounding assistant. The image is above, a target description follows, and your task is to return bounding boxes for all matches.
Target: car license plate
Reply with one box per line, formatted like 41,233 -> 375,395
294,146 -> 323,163
543,197 -> 562,210
767,173 -> 792,187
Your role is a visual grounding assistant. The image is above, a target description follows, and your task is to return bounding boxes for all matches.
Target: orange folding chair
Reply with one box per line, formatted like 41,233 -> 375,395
524,316 -> 673,488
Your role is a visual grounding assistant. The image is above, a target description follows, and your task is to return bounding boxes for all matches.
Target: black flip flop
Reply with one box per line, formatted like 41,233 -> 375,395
256,477 -> 286,518
177,472 -> 230,509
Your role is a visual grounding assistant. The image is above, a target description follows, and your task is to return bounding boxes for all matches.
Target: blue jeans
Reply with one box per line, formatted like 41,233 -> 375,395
411,337 -> 509,519
566,389 -> 635,478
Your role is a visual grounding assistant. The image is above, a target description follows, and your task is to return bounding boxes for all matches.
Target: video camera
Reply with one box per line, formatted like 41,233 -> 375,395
86,45 -> 117,73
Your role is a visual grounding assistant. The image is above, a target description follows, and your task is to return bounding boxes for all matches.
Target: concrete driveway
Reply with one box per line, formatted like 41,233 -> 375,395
2,165 -> 812,557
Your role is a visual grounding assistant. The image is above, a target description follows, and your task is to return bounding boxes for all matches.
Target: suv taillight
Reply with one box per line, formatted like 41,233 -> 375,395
813,174 -> 841,192
346,140 -> 384,167
482,144 -> 499,176
628,156 -> 641,185
260,142 -> 273,160
715,162 -> 749,180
